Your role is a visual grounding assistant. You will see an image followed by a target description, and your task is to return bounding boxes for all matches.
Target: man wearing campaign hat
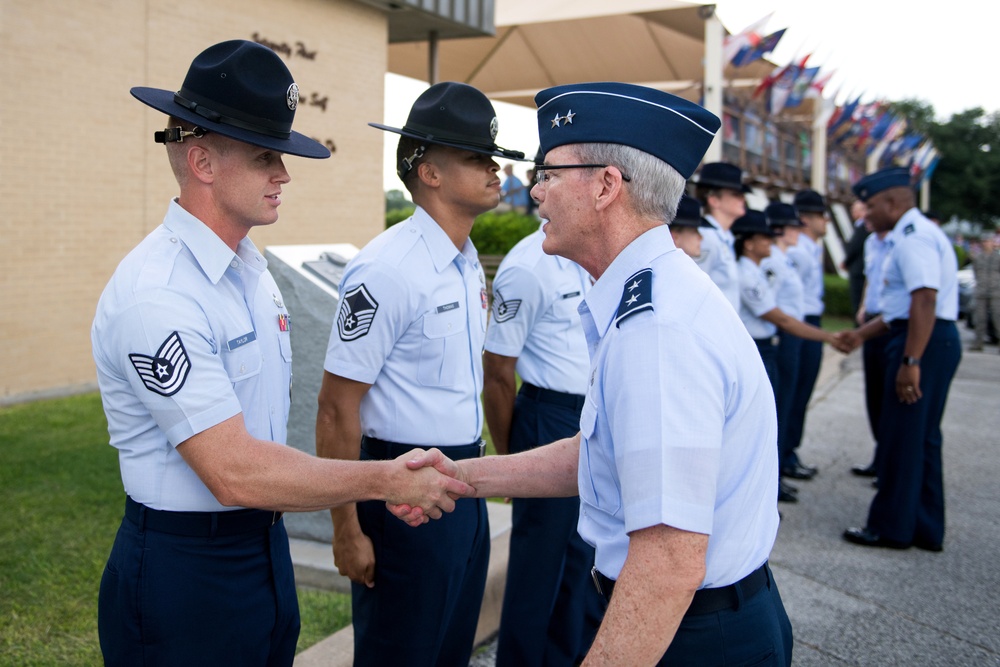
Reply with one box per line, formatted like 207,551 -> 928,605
93,41 -> 471,667
837,167 -> 961,552
692,162 -> 751,310
398,82 -> 793,665
316,81 -> 528,666
781,189 -> 830,482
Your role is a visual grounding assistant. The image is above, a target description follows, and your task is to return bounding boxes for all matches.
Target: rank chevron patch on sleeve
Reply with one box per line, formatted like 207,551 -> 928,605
129,331 -> 192,397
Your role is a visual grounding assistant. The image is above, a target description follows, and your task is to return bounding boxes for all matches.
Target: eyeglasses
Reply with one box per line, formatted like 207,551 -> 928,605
533,164 -> 632,186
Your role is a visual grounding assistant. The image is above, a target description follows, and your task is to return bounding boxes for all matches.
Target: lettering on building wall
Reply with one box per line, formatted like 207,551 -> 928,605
251,33 -> 332,151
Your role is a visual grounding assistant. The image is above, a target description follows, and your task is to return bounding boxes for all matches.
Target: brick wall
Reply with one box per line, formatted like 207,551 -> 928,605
0,0 -> 388,401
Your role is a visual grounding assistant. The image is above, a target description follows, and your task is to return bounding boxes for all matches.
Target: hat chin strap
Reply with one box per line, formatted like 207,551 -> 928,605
154,126 -> 208,144
398,144 -> 426,180
174,89 -> 292,140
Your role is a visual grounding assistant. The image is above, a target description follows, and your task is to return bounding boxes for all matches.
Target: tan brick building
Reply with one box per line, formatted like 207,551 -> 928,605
0,0 -> 490,402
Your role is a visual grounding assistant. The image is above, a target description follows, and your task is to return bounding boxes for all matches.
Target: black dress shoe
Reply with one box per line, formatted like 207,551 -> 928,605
912,538 -> 943,552
851,463 -> 877,477
842,527 -> 909,549
782,463 -> 816,480
778,481 -> 798,503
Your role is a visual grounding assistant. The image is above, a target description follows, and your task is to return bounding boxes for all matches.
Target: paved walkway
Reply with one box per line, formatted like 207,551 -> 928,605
299,326 -> 1000,666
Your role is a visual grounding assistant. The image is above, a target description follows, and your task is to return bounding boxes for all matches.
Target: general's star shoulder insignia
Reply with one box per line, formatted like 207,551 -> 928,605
338,284 -> 379,341
492,288 -> 522,323
129,331 -> 191,397
615,268 -> 653,328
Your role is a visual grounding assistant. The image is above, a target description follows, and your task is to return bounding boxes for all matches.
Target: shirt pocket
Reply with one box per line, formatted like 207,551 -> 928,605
578,394 -> 622,515
417,307 -> 467,387
221,340 -> 262,383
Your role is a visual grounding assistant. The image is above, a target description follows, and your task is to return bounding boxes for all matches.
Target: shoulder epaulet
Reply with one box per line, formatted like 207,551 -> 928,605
903,223 -> 916,235
615,268 -> 653,328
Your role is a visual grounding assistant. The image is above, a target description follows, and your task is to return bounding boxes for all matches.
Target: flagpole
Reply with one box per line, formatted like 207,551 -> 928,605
702,5 -> 724,163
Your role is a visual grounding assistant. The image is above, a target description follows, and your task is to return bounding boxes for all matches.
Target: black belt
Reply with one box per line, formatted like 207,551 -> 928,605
753,336 -> 780,347
889,317 -> 954,331
360,435 -> 486,461
520,382 -> 586,411
125,496 -> 282,538
591,562 -> 770,615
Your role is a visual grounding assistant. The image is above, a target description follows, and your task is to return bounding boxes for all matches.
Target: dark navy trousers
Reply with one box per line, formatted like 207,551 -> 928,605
861,320 -> 890,468
867,320 -> 961,545
655,565 -> 793,666
775,332 -> 803,461
496,386 -> 604,667
352,459 -> 490,667
783,314 -> 823,468
98,505 -> 299,667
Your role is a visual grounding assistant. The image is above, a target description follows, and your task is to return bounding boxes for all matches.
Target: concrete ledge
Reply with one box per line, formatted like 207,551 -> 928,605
293,501 -> 512,666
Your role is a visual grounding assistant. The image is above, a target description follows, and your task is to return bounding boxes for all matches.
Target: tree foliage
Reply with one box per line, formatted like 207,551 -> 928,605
889,99 -> 1000,228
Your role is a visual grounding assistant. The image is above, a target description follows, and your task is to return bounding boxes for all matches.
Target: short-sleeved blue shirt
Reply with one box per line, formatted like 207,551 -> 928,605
577,225 -> 779,588
92,200 -> 293,511
484,230 -> 590,394
694,215 -> 741,311
878,209 -> 959,322
323,207 -> 488,446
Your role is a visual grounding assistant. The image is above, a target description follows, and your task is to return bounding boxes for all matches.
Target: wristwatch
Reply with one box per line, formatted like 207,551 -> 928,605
902,356 -> 921,367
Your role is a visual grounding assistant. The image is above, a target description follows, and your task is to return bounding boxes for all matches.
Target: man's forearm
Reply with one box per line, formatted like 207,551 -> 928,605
904,288 -> 938,359
460,434 -> 580,498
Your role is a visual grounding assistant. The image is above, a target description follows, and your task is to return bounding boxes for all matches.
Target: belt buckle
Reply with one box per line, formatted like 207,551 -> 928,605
478,440 -> 486,458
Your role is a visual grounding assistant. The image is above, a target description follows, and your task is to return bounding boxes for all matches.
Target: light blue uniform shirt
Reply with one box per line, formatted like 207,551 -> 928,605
485,230 -> 590,394
694,214 -> 741,311
878,208 -> 959,323
787,234 -> 825,316
761,246 -> 804,321
91,199 -> 293,511
577,225 -> 779,588
324,207 -> 487,446
737,256 -> 778,340
863,233 -> 890,315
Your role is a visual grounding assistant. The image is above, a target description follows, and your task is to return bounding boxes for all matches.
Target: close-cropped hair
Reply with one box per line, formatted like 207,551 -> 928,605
572,143 -> 685,223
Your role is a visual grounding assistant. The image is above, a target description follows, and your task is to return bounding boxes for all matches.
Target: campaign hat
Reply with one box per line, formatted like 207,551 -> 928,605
131,40 -> 330,159
370,82 -> 527,161
852,167 -> 912,202
793,189 -> 828,213
764,202 -> 803,228
669,194 -> 705,229
693,162 -> 752,193
533,82 -> 720,180
731,209 -> 776,237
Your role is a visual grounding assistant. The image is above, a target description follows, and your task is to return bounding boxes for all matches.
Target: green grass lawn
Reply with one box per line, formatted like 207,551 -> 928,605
0,393 -> 350,665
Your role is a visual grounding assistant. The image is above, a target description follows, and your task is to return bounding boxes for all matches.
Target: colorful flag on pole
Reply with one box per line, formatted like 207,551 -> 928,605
723,13 -> 774,64
785,66 -> 820,109
731,28 -> 786,67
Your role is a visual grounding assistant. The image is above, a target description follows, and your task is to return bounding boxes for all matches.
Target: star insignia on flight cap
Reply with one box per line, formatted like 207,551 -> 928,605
551,112 -> 563,129
563,109 -> 575,124
615,268 -> 654,328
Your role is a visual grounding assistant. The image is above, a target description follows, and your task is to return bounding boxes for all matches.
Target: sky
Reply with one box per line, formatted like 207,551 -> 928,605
379,0 -> 996,191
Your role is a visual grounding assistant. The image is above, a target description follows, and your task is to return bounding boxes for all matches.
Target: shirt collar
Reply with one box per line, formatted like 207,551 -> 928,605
886,207 -> 923,243
584,225 -> 676,337
162,199 -> 265,284
411,206 -> 477,273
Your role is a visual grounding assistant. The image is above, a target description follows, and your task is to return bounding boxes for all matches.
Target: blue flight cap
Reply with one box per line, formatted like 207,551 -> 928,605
764,202 -> 802,228
731,209 -> 776,237
852,167 -> 912,202
534,82 -> 721,179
